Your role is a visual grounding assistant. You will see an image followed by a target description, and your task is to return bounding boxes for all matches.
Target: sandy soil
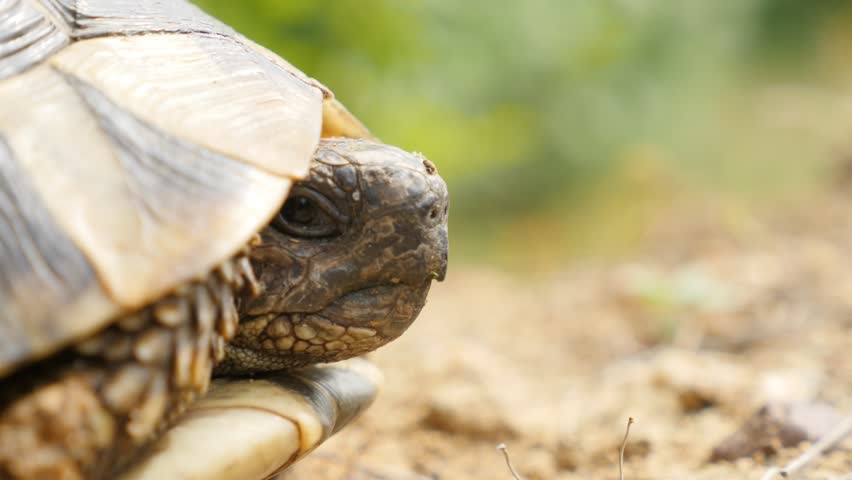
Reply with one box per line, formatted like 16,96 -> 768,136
281,194 -> 852,480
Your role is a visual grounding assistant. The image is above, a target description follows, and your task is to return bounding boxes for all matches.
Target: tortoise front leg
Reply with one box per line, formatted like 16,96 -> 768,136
0,255 -> 252,480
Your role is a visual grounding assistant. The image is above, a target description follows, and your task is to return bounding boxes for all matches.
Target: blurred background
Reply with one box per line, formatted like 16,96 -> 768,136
193,0 -> 852,268
192,2 -> 852,478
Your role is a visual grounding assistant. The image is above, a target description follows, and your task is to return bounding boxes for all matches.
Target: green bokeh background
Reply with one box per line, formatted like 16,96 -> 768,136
194,0 -> 852,267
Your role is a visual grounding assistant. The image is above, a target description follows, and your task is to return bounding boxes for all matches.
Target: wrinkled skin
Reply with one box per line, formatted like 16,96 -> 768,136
218,138 -> 449,373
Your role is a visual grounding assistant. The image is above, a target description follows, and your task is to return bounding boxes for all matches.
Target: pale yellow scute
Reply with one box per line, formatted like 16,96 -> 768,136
198,379 -> 326,452
117,408 -> 301,480
322,98 -> 377,141
119,360 -> 382,480
49,33 -> 323,179
235,32 -> 333,100
0,62 -> 292,309
0,281 -> 116,377
0,65 -> 119,373
237,34 -> 376,142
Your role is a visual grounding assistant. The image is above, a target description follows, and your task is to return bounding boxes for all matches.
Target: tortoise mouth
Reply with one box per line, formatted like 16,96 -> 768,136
272,280 -> 428,340
217,281 -> 431,374
298,281 -> 430,329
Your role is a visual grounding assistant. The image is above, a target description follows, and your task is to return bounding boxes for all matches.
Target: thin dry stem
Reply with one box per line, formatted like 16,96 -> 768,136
760,467 -> 781,480
759,413 -> 852,480
779,413 -> 852,478
620,417 -> 635,480
496,443 -> 525,480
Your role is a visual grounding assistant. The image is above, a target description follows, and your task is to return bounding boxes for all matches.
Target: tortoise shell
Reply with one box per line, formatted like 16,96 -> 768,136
0,0 -> 359,375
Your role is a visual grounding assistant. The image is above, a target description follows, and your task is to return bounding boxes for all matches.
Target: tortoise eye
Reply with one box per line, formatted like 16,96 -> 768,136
272,187 -> 345,238
283,196 -> 318,224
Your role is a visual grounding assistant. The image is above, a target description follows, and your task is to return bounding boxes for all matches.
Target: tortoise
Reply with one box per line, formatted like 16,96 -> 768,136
0,1 -> 448,479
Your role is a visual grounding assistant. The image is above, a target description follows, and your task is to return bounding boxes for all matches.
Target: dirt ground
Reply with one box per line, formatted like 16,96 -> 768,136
281,192 -> 852,480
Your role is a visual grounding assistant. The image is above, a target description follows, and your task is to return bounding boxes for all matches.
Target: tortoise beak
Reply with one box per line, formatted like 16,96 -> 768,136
420,160 -> 449,283
430,224 -> 449,282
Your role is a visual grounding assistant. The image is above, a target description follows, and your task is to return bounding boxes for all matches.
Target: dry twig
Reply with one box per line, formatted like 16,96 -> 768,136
496,443 -> 525,480
760,467 -> 781,480
620,417 -> 635,480
760,413 -> 852,480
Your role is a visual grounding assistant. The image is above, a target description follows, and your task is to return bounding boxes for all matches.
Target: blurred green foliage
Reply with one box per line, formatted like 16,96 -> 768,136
194,0 -> 852,266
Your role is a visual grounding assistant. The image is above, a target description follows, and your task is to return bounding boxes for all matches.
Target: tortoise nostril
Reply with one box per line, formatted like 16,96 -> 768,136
429,207 -> 439,220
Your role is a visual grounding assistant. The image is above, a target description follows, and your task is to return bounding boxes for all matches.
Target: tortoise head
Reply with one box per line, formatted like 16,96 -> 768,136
219,139 -> 449,373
